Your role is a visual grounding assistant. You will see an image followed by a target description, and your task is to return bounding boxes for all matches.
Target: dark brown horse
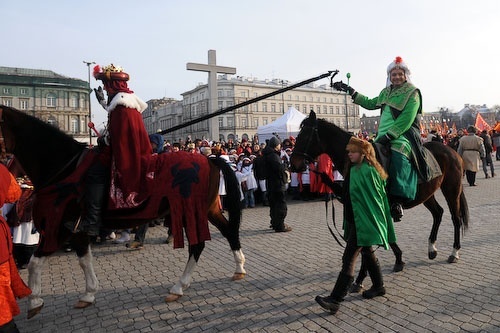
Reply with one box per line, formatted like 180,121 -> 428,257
0,105 -> 245,319
290,111 -> 469,267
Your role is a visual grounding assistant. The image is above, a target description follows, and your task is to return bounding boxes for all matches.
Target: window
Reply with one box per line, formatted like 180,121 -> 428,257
20,88 -> 28,95
46,94 -> 57,107
336,106 -> 340,114
252,104 -> 257,112
329,106 -> 334,114
2,98 -> 12,107
263,118 -> 268,125
254,118 -> 259,127
70,118 -> 78,133
271,104 -> 276,112
279,103 -> 284,112
241,91 -> 246,98
80,97 -> 86,108
70,95 -> 78,108
218,117 -> 223,128
295,104 -> 300,110
218,90 -> 223,97
262,103 -> 267,112
303,105 -> 307,113
241,118 -> 247,128
227,118 -> 234,127
323,106 -> 327,114
20,99 -> 29,110
2,88 -> 11,94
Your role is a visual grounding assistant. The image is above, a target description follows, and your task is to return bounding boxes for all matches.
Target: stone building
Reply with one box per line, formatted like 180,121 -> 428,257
0,66 -> 91,144
143,74 -> 360,143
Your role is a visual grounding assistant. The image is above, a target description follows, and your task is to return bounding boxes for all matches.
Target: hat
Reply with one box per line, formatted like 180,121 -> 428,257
269,136 -> 281,148
386,56 -> 412,87
93,64 -> 129,81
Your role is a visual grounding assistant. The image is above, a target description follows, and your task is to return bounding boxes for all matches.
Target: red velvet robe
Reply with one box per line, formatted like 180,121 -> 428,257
106,93 -> 152,209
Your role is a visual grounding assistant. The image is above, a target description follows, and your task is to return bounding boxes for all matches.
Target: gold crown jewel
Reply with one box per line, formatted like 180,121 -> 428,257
102,64 -> 124,73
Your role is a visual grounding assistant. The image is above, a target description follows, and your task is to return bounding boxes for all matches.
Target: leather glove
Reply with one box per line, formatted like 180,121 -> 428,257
332,81 -> 356,96
94,86 -> 107,109
377,133 -> 392,146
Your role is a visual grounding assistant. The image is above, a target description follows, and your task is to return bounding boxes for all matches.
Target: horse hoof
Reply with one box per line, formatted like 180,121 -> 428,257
231,273 -> 246,281
74,300 -> 94,309
447,255 -> 459,263
165,294 -> 182,303
27,303 -> 44,320
393,262 -> 405,272
428,251 -> 437,260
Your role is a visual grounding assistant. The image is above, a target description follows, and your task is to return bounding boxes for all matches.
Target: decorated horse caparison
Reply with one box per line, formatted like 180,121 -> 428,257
290,111 -> 469,265
0,105 -> 246,319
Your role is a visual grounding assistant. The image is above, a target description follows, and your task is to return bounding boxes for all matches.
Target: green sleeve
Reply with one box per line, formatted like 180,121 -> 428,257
386,91 -> 420,139
353,93 -> 380,111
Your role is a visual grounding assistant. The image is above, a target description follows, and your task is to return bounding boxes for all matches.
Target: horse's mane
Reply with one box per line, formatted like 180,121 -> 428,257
1,105 -> 86,187
3,106 -> 85,152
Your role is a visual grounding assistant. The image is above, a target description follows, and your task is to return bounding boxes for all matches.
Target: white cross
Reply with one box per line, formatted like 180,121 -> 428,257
187,50 -> 236,142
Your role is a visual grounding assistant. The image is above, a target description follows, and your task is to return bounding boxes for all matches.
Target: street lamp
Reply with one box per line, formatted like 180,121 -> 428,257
83,60 -> 96,146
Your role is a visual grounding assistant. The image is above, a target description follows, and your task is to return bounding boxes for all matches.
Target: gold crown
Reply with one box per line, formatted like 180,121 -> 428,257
102,64 -> 124,73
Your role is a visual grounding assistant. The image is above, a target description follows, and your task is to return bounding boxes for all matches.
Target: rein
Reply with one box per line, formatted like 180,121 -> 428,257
36,151 -> 84,190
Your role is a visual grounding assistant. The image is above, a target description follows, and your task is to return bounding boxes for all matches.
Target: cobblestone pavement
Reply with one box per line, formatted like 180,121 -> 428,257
15,160 -> 500,332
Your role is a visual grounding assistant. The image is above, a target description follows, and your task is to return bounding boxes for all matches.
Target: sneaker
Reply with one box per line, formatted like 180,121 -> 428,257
126,241 -> 143,250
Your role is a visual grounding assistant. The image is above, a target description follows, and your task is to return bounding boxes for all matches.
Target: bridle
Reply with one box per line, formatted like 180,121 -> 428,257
292,121 -> 321,166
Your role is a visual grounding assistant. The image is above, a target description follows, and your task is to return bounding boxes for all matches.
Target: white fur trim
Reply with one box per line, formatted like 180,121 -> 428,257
107,93 -> 148,113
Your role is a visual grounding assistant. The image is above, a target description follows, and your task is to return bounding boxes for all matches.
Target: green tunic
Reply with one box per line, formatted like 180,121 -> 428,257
353,82 -> 421,200
344,160 -> 396,249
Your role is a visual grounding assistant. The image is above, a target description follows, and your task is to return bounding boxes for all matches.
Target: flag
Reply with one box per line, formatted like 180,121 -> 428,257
474,113 -> 492,132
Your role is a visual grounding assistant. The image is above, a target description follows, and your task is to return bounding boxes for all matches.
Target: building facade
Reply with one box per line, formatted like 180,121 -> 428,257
0,66 -> 91,144
145,75 -> 360,143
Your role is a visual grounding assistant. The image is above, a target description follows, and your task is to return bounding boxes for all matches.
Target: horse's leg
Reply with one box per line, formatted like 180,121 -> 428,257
165,242 -> 205,302
423,195 -> 444,260
27,255 -> 47,319
208,208 -> 246,280
390,242 -> 405,272
72,233 -> 99,308
441,189 -> 467,264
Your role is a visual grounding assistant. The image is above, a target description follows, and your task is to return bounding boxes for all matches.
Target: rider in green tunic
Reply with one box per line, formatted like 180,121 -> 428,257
333,56 -> 423,222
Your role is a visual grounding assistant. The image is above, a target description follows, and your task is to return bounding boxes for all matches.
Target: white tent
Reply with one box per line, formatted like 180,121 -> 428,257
257,107 -> 307,142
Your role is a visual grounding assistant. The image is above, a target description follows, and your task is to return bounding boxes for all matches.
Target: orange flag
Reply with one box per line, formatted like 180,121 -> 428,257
474,113 -> 492,131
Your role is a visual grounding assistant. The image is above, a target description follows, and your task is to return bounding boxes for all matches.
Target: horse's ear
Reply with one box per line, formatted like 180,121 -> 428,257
309,110 -> 316,121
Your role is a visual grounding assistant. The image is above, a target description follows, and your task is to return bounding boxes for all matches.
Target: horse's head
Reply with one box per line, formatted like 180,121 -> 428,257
290,111 -> 324,172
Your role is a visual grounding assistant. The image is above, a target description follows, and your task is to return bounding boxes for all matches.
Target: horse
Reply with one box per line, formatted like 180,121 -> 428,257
290,111 -> 469,267
0,105 -> 246,319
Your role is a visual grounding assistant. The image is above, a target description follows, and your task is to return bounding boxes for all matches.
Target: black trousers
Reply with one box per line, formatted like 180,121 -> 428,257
268,191 -> 287,230
341,225 -> 377,278
465,170 -> 477,186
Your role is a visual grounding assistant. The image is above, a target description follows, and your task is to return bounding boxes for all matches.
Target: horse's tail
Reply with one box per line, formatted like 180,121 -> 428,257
210,156 -> 242,250
459,190 -> 469,232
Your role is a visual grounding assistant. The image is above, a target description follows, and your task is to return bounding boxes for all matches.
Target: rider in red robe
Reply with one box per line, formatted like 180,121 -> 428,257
66,64 -> 152,237
94,64 -> 152,209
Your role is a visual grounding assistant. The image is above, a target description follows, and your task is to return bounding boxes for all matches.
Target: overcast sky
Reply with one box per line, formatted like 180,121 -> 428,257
3,0 -> 500,127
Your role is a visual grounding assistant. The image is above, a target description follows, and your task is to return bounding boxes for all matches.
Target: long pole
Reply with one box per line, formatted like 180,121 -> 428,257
160,70 -> 338,135
83,61 -> 95,146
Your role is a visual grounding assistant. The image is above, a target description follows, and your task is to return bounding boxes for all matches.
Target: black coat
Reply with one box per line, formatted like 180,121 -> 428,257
262,146 -> 287,192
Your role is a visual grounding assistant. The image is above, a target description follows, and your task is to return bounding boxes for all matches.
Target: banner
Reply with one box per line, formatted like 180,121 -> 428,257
474,113 -> 492,132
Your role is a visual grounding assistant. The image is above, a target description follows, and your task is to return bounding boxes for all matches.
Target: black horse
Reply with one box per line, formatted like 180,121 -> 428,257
290,111 -> 469,268
0,105 -> 246,319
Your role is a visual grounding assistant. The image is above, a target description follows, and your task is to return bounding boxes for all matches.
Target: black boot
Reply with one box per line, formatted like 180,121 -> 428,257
81,183 -> 106,237
362,252 -> 386,299
315,272 -> 353,314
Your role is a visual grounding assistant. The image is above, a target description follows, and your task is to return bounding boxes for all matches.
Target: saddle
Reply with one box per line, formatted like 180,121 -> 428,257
372,142 -> 442,183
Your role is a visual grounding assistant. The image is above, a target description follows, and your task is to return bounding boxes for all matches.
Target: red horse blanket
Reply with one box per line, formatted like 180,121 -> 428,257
33,151 -> 211,252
